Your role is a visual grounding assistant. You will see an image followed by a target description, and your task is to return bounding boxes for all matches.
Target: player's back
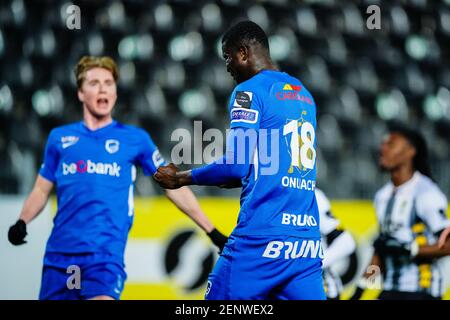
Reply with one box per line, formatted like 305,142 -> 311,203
229,70 -> 319,239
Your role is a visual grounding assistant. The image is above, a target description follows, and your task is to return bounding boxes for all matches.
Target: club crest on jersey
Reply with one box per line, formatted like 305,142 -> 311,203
61,136 -> 79,149
233,91 -> 253,109
105,139 -> 120,154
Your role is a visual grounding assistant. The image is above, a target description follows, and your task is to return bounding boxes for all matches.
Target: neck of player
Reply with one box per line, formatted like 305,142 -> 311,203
253,59 -> 277,76
390,162 -> 415,187
83,107 -> 113,131
250,47 -> 278,77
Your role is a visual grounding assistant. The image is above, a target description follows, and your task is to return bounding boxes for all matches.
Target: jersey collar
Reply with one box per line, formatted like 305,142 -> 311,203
390,171 -> 421,194
78,120 -> 117,136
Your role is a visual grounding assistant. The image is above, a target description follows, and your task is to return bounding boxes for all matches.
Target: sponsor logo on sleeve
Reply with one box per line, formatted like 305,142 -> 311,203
230,108 -> 259,124
233,91 -> 253,109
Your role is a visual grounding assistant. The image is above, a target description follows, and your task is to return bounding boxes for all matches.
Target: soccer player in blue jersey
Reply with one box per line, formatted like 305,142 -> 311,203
154,21 -> 326,300
7,56 -> 228,300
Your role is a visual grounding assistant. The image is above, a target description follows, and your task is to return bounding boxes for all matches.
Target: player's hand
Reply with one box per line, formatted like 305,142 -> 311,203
438,227 -> 450,249
207,228 -> 228,254
154,163 -> 182,189
8,219 -> 27,245
373,234 -> 418,258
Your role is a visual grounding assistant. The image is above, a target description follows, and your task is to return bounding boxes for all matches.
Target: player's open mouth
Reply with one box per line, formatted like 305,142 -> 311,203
97,98 -> 109,107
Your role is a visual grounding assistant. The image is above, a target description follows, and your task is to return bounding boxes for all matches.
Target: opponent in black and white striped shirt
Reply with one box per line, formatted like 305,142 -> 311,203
351,124 -> 450,300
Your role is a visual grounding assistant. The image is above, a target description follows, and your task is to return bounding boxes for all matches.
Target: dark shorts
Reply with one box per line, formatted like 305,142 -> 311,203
205,235 -> 326,300
39,252 -> 126,300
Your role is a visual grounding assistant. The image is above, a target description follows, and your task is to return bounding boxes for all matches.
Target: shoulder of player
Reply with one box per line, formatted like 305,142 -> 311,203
230,75 -> 276,111
414,174 -> 447,204
233,73 -> 271,95
374,182 -> 392,202
112,122 -> 150,137
238,71 -> 308,97
47,122 -> 80,140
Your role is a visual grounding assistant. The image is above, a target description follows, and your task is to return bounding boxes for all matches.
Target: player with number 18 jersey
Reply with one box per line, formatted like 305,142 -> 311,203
200,69 -> 324,300
223,70 -> 320,239
154,21 -> 325,300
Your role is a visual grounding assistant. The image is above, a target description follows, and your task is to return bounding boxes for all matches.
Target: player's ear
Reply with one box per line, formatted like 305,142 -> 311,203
406,144 -> 416,160
77,88 -> 84,103
409,145 -> 417,159
238,45 -> 249,62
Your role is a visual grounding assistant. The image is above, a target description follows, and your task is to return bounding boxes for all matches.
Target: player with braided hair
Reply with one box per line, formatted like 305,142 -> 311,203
351,123 -> 450,300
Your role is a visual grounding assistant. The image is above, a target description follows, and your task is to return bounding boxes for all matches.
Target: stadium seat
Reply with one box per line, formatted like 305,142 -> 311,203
0,0 -> 448,198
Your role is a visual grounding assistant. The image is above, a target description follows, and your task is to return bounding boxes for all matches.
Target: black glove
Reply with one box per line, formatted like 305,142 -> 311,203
207,228 -> 228,254
8,219 -> 27,245
373,234 -> 418,258
349,286 -> 365,300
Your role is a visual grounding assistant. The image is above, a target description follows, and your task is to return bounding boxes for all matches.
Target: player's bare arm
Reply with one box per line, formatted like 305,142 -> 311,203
154,164 -> 229,250
438,227 -> 450,249
164,186 -> 228,251
415,236 -> 450,257
8,175 -> 53,245
165,187 -> 215,232
19,176 -> 53,223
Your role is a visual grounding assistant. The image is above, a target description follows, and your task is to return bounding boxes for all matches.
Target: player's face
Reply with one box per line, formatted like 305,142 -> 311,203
78,67 -> 117,119
379,133 -> 415,171
222,44 -> 248,84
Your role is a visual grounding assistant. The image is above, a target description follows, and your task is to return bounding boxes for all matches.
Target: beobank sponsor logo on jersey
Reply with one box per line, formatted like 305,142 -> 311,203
62,160 -> 121,177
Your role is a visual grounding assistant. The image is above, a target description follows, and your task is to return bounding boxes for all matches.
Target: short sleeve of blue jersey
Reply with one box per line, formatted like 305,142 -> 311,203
137,130 -> 166,176
39,129 -> 59,183
228,86 -> 263,130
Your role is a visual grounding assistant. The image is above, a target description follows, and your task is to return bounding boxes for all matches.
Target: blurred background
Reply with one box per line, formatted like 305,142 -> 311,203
0,0 -> 449,198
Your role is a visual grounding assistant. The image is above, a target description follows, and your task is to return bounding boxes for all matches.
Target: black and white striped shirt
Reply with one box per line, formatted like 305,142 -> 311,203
316,188 -> 356,299
374,172 -> 450,297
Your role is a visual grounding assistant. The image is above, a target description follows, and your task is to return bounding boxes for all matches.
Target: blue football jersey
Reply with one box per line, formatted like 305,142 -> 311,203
39,120 -> 165,259
228,70 -> 320,239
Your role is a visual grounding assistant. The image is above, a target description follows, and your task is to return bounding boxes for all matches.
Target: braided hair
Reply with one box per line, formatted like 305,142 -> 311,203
387,122 -> 432,179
